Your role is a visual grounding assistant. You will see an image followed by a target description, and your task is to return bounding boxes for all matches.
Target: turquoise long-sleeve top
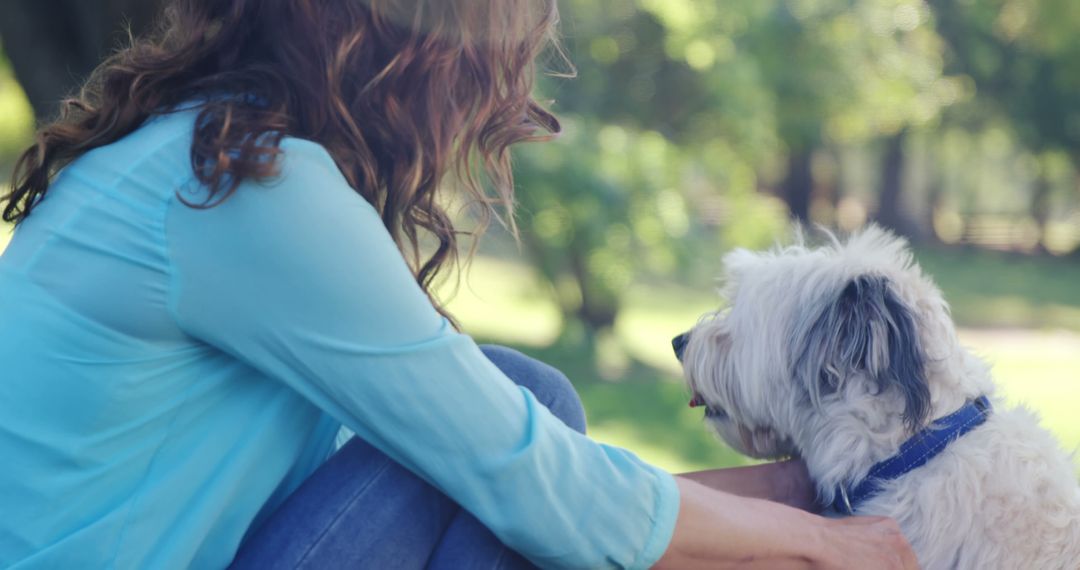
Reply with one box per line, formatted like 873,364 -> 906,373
0,108 -> 679,569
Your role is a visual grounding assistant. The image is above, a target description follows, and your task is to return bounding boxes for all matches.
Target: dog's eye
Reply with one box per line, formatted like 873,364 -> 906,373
704,406 -> 729,420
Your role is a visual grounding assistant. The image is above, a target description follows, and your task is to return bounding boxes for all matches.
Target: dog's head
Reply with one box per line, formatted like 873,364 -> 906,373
677,226 -> 958,462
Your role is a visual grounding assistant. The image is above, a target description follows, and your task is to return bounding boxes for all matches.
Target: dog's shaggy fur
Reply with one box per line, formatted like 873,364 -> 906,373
680,226 -> 1080,569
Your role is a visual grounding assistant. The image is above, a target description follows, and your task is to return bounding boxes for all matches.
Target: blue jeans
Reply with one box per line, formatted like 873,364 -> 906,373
229,345 -> 588,569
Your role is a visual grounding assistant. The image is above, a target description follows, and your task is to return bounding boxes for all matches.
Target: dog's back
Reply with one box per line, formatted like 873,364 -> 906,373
864,405 -> 1080,569
677,227 -> 1080,568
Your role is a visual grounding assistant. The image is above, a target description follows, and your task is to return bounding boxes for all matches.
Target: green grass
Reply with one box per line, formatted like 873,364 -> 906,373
445,251 -> 1080,473
916,247 -> 1080,331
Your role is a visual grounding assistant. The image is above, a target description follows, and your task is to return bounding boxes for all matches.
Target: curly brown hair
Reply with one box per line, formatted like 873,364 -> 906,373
2,0 -> 562,319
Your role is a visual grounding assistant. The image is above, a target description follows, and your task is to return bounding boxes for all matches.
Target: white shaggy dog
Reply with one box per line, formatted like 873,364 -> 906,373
676,226 -> 1080,569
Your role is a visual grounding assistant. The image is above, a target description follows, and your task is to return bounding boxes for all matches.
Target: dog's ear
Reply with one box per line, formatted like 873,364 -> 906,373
791,274 -> 931,429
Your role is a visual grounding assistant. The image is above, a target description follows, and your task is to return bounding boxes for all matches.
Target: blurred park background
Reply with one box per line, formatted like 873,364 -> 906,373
1,0 -> 1078,473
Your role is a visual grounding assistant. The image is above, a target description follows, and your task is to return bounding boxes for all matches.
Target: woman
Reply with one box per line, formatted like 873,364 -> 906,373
0,0 -> 917,568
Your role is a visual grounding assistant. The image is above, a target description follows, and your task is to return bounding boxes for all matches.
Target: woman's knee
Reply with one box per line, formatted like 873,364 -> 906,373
231,437 -> 458,569
479,345 -> 587,434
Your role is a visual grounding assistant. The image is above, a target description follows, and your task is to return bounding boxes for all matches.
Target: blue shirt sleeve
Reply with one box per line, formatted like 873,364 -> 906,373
164,138 -> 680,569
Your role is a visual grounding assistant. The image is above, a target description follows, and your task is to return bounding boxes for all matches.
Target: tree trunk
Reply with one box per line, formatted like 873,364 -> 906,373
519,222 -> 618,339
1030,171 -> 1051,254
781,149 -> 813,223
0,0 -> 163,121
568,247 -> 618,333
877,129 -> 920,238
918,134 -> 943,244
922,179 -> 944,245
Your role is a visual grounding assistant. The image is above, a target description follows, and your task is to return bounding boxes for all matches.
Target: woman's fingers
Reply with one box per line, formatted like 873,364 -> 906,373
821,517 -> 919,570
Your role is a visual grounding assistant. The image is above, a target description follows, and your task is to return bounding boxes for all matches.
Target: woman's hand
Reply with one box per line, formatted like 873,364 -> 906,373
809,516 -> 919,569
654,477 -> 919,569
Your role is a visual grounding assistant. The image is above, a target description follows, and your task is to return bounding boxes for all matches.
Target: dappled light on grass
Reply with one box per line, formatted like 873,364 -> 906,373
0,221 -> 11,253
964,329 -> 1080,450
437,256 -> 562,347
916,247 -> 1080,330
949,295 -> 1080,332
0,68 -> 34,156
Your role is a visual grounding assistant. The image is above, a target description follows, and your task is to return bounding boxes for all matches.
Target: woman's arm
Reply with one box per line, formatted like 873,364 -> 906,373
679,459 -> 818,511
167,139 -> 681,569
655,477 -> 920,569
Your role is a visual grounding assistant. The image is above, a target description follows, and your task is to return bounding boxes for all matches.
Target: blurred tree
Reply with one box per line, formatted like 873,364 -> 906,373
514,122 -> 695,337
0,0 -> 163,121
720,0 -> 956,224
877,128 -> 923,237
517,1 -> 783,336
929,0 -> 1080,249
515,0 -> 960,335
629,0 -> 961,226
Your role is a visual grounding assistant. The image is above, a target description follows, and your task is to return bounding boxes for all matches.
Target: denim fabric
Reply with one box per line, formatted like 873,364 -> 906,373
229,345 -> 587,569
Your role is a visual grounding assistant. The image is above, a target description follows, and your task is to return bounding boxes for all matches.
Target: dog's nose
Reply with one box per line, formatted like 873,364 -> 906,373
672,332 -> 690,362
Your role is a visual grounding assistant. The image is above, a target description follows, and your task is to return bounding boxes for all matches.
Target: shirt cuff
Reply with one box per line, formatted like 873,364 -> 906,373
631,467 -> 681,569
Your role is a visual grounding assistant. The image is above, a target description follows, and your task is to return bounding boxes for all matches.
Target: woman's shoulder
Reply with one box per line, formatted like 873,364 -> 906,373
103,104 -> 341,188
168,125 -> 376,233
62,109 -> 195,187
271,137 -> 345,183
128,105 -> 351,201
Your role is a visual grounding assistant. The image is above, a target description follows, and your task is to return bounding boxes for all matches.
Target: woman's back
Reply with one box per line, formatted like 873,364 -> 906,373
0,110 -> 342,568
0,107 -> 678,570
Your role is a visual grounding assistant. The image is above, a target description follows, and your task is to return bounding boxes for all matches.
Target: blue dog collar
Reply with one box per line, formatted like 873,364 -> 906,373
833,395 -> 992,514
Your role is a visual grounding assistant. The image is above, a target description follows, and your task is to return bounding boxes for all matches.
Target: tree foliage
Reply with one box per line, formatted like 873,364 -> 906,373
515,0 -> 981,332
